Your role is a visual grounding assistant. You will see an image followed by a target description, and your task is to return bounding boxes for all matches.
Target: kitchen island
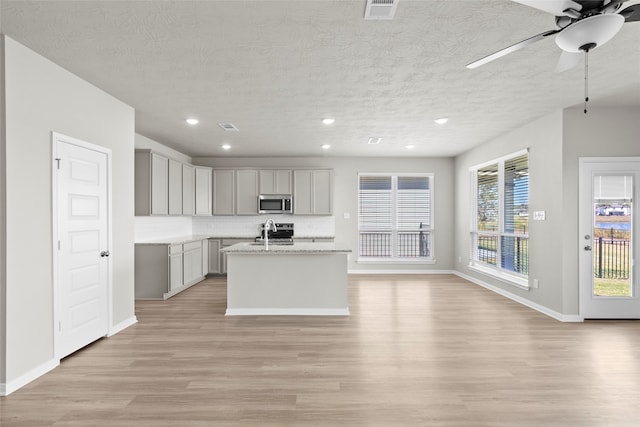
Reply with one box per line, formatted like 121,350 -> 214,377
221,242 -> 351,316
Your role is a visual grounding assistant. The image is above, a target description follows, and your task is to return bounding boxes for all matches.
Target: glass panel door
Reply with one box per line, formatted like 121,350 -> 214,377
592,174 -> 633,297
579,159 -> 639,319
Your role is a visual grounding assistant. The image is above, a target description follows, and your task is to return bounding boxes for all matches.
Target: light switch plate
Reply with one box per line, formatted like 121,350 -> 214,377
533,211 -> 546,221
343,212 -> 350,219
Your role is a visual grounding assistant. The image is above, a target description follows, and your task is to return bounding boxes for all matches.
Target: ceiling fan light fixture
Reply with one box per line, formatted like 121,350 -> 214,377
555,13 -> 625,53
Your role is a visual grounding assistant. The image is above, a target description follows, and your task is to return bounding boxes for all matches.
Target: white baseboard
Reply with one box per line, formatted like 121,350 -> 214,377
108,315 -> 138,337
1,358 -> 60,396
454,271 -> 583,323
225,307 -> 350,316
348,269 -> 455,275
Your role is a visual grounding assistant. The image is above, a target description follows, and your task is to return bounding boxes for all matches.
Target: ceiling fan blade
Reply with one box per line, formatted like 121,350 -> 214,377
620,4 -> 640,22
512,0 -> 583,17
600,0 -> 627,14
466,30 -> 559,69
555,50 -> 582,72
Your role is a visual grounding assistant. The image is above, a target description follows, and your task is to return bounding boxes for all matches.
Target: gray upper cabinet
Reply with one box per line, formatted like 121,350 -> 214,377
213,169 -> 236,215
168,159 -> 183,215
293,169 -> 333,215
312,169 -> 333,215
194,166 -> 213,216
236,170 -> 259,215
182,163 -> 195,216
259,169 -> 292,194
135,149 -> 212,216
135,149 -> 169,216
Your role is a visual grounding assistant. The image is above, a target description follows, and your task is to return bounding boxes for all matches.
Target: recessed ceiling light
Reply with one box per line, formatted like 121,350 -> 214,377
321,144 -> 331,150
434,118 -> 448,125
322,118 -> 335,125
221,144 -> 231,150
405,145 -> 415,149
186,118 -> 199,125
368,137 -> 382,145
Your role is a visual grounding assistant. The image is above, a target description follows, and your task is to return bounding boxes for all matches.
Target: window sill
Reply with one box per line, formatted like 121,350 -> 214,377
468,262 -> 529,290
357,258 -> 436,265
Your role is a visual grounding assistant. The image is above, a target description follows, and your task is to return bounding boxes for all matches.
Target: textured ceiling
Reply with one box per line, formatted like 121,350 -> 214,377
1,0 -> 639,158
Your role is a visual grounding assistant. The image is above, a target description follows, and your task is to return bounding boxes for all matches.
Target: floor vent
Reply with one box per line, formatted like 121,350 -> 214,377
218,123 -> 239,132
364,0 -> 399,20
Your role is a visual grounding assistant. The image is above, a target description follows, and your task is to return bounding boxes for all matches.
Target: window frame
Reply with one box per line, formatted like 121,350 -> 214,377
469,149 -> 529,289
357,172 -> 435,264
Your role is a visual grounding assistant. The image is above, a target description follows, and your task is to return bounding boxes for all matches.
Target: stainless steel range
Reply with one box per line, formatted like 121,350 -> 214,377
255,222 -> 294,245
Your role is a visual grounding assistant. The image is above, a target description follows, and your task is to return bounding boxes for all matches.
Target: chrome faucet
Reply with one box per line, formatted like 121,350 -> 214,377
263,219 -> 277,250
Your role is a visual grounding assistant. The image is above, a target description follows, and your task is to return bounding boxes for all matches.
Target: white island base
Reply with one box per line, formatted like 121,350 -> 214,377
223,243 -> 350,316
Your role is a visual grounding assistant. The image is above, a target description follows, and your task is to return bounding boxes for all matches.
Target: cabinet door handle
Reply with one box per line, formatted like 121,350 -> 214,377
100,251 -> 110,257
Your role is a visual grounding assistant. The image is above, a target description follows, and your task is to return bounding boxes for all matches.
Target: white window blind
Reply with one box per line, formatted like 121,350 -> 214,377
358,174 -> 433,260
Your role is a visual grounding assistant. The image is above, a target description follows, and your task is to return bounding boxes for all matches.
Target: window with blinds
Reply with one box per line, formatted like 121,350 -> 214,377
471,151 -> 529,278
358,174 -> 433,260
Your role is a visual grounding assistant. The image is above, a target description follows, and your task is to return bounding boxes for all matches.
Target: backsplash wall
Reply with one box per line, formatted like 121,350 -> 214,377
192,215 -> 335,238
135,215 -> 335,241
134,216 -> 193,242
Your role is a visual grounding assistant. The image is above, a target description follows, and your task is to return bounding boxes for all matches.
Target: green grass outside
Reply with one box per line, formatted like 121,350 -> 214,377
594,278 -> 632,297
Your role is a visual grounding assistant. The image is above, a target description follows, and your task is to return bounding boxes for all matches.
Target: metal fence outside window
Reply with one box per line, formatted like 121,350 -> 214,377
359,231 -> 430,258
593,236 -> 630,279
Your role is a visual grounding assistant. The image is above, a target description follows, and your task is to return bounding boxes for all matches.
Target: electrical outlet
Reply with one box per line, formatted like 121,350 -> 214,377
532,279 -> 539,289
458,256 -> 462,263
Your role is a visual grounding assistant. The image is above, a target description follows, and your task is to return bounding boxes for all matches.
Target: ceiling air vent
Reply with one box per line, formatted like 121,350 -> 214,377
218,123 -> 239,132
364,0 -> 399,20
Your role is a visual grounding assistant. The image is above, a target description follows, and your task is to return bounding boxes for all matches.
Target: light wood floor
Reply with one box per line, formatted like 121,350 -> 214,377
2,275 -> 640,426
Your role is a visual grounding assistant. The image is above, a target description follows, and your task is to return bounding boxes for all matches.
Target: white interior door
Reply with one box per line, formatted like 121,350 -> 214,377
579,158 -> 639,319
53,133 -> 110,358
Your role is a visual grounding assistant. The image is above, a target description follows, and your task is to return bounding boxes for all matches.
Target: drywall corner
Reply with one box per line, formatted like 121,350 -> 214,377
0,34 -> 7,389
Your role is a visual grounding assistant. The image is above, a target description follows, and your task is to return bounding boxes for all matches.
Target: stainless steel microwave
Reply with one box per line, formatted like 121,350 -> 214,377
257,194 -> 292,214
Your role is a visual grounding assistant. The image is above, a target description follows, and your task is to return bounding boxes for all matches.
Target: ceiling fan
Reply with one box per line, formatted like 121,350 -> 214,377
467,0 -> 640,72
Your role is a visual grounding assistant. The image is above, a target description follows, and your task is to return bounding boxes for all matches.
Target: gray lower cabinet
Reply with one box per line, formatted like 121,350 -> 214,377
294,237 -> 335,243
135,239 -> 207,299
208,238 -> 253,274
208,239 -> 221,274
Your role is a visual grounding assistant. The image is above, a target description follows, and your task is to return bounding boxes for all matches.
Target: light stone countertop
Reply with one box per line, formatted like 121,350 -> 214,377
220,242 -> 351,254
135,235 -> 335,245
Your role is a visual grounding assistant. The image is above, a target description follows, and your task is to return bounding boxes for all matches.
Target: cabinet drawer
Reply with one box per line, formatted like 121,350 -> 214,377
169,244 -> 182,255
183,241 -> 201,252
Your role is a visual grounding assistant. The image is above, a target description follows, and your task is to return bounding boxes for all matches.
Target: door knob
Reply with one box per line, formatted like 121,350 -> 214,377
584,245 -> 592,251
100,251 -> 110,257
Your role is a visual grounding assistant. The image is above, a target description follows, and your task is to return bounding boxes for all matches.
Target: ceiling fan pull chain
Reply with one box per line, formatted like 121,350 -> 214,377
584,49 -> 589,114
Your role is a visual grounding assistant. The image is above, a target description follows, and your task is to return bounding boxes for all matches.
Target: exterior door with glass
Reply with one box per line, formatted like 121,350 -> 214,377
579,158 -> 639,319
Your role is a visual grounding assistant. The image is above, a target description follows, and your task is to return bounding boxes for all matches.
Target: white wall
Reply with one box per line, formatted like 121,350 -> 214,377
561,106 -> 640,315
194,156 -> 455,272
454,106 -> 640,318
0,36 -> 136,393
454,111 -> 566,313
0,35 -> 7,387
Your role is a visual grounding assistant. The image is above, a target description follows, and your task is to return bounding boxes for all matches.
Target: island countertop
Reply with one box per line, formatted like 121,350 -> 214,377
220,242 -> 351,254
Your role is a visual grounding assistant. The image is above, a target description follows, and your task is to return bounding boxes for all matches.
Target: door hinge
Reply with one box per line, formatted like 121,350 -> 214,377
55,158 -> 61,169
58,240 -> 61,250
59,321 -> 62,332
